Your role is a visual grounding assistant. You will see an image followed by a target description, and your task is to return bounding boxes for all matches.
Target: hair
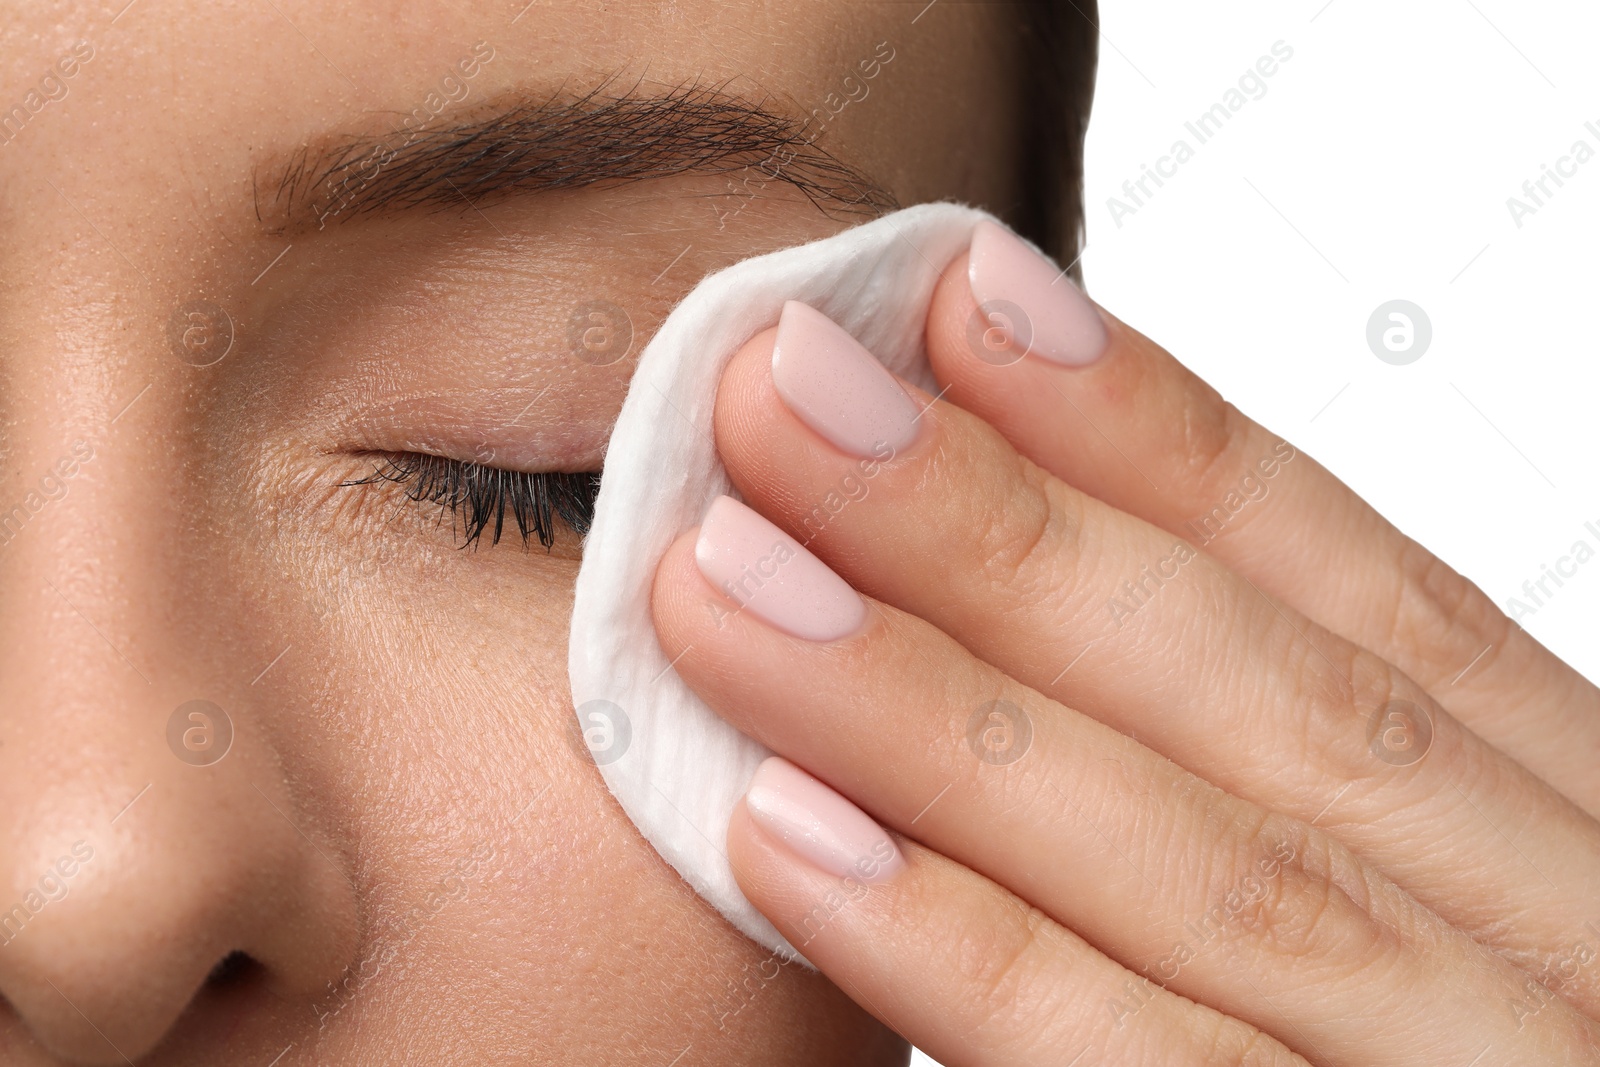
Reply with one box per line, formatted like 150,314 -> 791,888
1016,1 -> 1100,277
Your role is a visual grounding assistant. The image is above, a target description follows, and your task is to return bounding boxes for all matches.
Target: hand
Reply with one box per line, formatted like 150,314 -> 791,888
650,220 -> 1600,1066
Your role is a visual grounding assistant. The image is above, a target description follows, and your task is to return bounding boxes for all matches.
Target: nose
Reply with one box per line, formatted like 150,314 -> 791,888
0,427 -> 359,1063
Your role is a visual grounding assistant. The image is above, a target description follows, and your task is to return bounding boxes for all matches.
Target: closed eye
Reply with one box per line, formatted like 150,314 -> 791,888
341,453 -> 600,551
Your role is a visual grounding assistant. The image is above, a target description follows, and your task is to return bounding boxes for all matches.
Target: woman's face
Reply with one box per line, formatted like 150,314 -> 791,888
0,1 -> 1024,1063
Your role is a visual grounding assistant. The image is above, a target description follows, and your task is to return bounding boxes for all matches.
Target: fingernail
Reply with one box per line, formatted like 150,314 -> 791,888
967,219 -> 1108,367
771,300 -> 922,458
743,756 -> 905,883
695,496 -> 866,642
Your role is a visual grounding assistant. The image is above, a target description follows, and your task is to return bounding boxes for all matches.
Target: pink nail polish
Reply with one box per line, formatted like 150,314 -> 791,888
743,757 -> 905,883
771,300 -> 921,458
694,496 -> 866,642
967,219 -> 1108,367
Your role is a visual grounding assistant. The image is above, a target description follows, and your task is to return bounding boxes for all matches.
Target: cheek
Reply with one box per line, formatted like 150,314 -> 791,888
272,545 -> 888,1059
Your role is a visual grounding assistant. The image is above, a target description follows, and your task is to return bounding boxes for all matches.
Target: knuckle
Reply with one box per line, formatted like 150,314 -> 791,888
949,899 -> 1062,1047
1227,816 -> 1400,980
1177,394 -> 1247,488
1172,398 -> 1263,522
1267,625 -> 1363,770
1248,854 -> 1342,961
1200,1019 -> 1306,1067
1287,626 -> 1437,785
1381,539 -> 1516,684
1342,643 -> 1412,717
1277,620 -> 1361,717
965,457 -> 1082,608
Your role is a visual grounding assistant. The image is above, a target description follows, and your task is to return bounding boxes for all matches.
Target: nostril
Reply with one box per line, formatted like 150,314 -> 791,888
205,951 -> 257,989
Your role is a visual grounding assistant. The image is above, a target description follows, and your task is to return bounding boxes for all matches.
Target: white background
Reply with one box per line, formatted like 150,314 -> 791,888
912,0 -> 1596,1062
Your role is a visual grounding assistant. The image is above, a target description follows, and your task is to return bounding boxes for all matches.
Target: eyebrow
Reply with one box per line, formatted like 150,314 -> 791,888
255,79 -> 898,234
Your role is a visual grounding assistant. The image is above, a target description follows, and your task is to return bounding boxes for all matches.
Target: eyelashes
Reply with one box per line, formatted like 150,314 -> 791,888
342,453 -> 600,550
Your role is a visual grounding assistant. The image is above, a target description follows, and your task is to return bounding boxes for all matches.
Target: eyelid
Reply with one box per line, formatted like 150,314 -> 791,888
321,389 -> 611,476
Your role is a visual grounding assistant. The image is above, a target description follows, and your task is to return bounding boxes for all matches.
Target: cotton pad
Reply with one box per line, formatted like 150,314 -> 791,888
568,201 -> 998,959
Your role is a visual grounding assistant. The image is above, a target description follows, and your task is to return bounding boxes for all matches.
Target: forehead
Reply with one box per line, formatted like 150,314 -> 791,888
0,1 -> 1021,322
0,1 -> 1000,195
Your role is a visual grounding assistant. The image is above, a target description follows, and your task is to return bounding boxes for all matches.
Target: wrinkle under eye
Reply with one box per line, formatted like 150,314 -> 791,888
342,452 -> 601,550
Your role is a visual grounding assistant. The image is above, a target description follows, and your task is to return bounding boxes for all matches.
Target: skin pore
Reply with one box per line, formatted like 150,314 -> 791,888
0,1 -> 1031,1063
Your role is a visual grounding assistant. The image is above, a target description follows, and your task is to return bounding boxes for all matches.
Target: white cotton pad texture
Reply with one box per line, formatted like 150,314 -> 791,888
568,200 -> 1001,960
